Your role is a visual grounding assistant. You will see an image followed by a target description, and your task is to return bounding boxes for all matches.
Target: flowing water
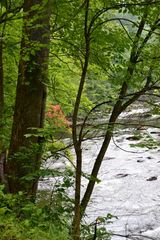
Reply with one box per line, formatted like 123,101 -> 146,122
81,128 -> 160,240
39,108 -> 160,240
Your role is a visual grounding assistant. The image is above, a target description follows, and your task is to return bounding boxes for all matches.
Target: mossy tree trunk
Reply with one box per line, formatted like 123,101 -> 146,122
6,0 -> 51,197
0,25 -> 6,185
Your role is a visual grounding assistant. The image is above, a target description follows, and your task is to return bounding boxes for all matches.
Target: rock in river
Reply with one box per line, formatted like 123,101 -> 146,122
146,176 -> 157,181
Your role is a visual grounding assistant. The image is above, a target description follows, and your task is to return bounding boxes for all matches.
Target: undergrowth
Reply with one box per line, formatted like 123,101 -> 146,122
0,185 -> 71,240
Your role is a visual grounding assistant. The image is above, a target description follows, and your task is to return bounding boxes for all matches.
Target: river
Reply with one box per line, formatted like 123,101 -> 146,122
39,108 -> 160,240
82,128 -> 160,240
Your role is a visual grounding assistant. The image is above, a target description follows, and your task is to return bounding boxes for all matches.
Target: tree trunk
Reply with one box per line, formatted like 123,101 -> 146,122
0,22 -> 8,189
71,1 -> 90,238
72,147 -> 82,240
0,33 -> 5,185
0,34 -> 3,117
7,0 -> 51,197
79,9 -> 150,217
80,103 -> 122,216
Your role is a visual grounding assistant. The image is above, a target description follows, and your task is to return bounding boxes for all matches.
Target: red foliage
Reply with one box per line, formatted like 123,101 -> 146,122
46,104 -> 69,127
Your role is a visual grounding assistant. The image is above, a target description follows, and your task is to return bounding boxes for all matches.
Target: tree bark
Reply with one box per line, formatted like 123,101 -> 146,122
0,34 -> 3,116
7,0 -> 51,197
0,24 -> 7,187
72,1 -> 90,239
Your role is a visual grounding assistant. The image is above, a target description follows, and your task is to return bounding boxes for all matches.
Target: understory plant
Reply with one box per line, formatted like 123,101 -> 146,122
0,184 -> 71,240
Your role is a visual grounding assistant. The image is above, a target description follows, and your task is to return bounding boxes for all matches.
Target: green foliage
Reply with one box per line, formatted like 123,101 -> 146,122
130,132 -> 159,150
41,168 -> 75,225
2,1 -> 160,239
0,12 -> 22,150
81,214 -> 117,240
0,184 -> 71,240
48,54 -> 93,116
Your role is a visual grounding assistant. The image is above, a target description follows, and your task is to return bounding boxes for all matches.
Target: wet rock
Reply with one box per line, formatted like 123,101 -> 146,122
116,138 -> 124,142
136,126 -> 147,130
126,136 -> 141,141
115,173 -> 129,178
105,157 -> 115,161
150,131 -> 160,135
137,159 -> 144,163
143,113 -> 152,118
146,176 -> 157,181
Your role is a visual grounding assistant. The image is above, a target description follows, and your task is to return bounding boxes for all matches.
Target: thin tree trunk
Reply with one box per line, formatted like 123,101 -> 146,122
80,94 -> 125,216
72,1 -> 90,239
72,2 -> 150,238
80,10 -> 150,216
7,0 -> 51,197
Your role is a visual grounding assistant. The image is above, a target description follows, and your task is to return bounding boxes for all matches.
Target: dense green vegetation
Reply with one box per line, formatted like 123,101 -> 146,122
1,0 -> 160,239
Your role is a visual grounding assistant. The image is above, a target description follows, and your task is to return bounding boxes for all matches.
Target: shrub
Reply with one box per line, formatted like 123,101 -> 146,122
0,185 -> 71,240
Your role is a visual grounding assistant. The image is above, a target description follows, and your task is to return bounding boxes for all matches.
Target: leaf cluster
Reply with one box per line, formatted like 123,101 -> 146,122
0,183 -> 72,240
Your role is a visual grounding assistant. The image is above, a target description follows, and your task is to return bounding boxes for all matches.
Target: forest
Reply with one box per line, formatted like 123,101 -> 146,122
1,0 -> 160,239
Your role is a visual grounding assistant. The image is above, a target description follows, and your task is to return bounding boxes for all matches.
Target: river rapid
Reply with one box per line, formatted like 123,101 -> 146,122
39,108 -> 160,240
81,128 -> 160,240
